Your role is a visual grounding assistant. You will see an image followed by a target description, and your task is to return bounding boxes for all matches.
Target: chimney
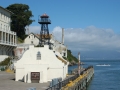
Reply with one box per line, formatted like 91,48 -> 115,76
62,28 -> 64,44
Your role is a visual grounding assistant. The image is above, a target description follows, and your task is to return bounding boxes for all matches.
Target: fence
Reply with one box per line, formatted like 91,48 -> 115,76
46,73 -> 79,90
46,66 -> 93,90
0,65 -> 7,71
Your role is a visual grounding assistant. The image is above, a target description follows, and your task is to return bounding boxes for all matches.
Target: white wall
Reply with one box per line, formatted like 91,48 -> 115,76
0,7 -> 11,31
54,42 -> 67,58
15,45 -> 68,83
24,34 -> 39,46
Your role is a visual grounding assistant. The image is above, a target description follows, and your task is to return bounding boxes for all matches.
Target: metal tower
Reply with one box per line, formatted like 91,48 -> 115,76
38,13 -> 51,46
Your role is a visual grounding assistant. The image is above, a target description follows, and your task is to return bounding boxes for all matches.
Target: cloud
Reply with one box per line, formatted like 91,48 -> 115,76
52,26 -> 120,52
29,25 -> 120,59
29,25 -> 120,52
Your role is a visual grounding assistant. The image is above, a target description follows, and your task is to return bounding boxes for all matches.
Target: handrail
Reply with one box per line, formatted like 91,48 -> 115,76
46,74 -> 79,90
46,66 -> 93,90
0,40 -> 17,46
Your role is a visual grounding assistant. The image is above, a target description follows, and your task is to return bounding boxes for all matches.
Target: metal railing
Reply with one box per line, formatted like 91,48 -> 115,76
46,74 -> 79,90
46,66 -> 93,90
0,28 -> 16,35
0,40 -> 17,46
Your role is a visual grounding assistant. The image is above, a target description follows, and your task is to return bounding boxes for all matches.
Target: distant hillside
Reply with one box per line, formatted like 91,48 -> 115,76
63,50 -> 78,65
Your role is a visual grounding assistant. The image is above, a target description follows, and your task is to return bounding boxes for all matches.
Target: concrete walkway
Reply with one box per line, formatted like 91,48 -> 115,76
0,71 -> 50,90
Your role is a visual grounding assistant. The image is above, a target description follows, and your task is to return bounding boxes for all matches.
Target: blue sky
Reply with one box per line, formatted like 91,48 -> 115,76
1,0 -> 120,33
1,0 -> 120,60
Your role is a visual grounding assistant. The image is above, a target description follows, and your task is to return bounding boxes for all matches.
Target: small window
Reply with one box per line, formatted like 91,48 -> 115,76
64,53 -> 66,56
31,41 -> 33,44
29,36 -> 30,38
37,51 -> 41,60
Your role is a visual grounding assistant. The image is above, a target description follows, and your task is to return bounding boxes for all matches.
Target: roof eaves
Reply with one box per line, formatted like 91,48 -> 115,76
56,55 -> 67,64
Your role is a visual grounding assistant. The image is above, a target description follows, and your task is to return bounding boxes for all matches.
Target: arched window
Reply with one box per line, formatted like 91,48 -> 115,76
37,51 -> 41,60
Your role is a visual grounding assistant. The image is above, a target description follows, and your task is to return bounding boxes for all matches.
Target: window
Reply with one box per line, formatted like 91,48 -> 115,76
4,25 -> 5,30
4,15 -> 5,20
31,41 -> 33,44
3,14 -> 5,20
64,53 -> 66,57
8,26 -> 9,30
6,16 -> 7,21
29,36 -> 30,38
37,51 -> 41,60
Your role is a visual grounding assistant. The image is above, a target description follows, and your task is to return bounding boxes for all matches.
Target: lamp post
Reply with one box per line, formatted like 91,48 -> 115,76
78,52 -> 80,75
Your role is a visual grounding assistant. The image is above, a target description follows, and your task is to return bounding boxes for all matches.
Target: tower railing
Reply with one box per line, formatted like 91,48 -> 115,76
38,19 -> 51,23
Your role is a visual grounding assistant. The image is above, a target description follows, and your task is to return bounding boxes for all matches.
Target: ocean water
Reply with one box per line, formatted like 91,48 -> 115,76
68,60 -> 120,90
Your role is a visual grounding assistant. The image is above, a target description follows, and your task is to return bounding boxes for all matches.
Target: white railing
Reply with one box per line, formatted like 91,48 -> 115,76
0,40 -> 17,46
0,28 -> 16,35
17,44 -> 30,47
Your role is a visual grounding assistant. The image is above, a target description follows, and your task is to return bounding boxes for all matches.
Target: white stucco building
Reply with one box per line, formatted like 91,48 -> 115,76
24,32 -> 67,58
24,33 -> 39,46
0,6 -> 17,61
15,45 -> 68,83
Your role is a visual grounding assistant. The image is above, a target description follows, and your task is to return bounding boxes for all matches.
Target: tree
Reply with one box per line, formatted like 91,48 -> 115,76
6,4 -> 34,39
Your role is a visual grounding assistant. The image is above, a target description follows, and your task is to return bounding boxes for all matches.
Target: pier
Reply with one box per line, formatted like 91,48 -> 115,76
46,66 -> 94,90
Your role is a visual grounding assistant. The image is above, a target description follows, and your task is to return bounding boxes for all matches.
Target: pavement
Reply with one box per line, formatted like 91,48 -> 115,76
0,71 -> 50,90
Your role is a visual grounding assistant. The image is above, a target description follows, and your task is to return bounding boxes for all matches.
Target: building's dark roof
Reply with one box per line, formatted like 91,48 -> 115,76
0,6 -> 13,14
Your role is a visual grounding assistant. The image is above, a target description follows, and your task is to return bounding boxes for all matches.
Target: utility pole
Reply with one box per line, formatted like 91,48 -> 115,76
78,52 -> 80,75
62,28 -> 64,44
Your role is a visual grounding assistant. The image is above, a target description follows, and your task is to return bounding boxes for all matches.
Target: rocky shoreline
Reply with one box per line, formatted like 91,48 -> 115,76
68,61 -> 84,66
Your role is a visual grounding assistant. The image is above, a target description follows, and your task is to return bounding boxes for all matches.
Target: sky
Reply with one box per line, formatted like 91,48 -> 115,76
1,0 -> 120,60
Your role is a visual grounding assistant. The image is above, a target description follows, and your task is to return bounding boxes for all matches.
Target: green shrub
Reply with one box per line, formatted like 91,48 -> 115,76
64,50 -> 78,63
0,57 -> 11,66
17,37 -> 24,43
